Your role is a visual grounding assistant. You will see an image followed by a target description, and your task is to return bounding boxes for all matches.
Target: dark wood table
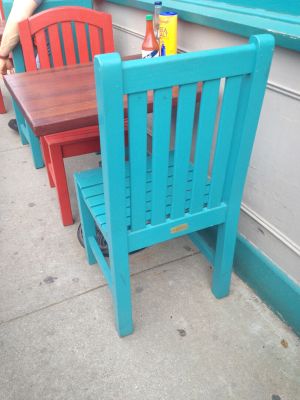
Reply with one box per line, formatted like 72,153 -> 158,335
4,55 -> 201,137
4,62 -> 111,136
3,55 -> 143,136
3,56 -> 148,137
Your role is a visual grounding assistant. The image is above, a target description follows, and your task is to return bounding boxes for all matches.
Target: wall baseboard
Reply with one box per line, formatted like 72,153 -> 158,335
189,229 -> 300,337
234,234 -> 300,337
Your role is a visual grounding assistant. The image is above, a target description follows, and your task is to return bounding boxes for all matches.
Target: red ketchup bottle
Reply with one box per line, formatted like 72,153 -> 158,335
142,15 -> 159,59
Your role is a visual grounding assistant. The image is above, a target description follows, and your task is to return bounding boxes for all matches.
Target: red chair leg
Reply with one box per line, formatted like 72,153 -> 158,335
0,88 -> 6,114
40,136 -> 55,188
49,143 -> 73,226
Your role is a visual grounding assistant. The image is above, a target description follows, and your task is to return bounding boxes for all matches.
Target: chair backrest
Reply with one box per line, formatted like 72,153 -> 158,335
3,0 -> 93,72
18,6 -> 114,71
95,35 -> 274,239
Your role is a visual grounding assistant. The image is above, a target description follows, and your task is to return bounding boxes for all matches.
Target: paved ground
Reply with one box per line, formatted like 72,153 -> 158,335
0,82 -> 299,400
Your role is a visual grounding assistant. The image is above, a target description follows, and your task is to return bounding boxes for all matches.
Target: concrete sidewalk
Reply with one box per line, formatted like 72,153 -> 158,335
0,82 -> 299,400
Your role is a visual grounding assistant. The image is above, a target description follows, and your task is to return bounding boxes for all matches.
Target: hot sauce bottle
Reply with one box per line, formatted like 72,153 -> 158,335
142,15 -> 159,59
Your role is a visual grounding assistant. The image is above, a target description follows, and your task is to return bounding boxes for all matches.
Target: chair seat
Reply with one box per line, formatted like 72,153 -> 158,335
75,155 -> 210,240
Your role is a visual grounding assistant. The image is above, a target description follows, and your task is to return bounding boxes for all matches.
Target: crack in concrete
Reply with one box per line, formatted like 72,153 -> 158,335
0,251 -> 200,328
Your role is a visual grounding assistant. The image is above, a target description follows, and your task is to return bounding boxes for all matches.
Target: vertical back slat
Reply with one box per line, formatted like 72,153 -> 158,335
75,22 -> 90,63
35,30 -> 51,69
171,83 -> 197,219
61,22 -> 76,65
128,92 -> 148,231
89,25 -> 102,58
208,75 -> 243,208
190,79 -> 220,213
151,87 -> 173,225
48,24 -> 64,67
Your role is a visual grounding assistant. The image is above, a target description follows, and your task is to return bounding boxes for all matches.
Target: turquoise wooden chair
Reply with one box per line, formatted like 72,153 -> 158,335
74,34 -> 274,337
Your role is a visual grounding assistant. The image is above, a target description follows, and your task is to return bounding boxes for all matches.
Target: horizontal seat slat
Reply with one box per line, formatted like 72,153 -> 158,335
77,155 -> 211,235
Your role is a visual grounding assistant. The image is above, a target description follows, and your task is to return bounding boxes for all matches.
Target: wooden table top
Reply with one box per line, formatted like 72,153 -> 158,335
4,55 -> 201,137
4,62 -> 109,136
4,55 -> 161,137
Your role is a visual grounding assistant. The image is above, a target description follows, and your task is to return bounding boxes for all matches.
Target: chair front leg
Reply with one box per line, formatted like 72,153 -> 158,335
49,143 -> 73,226
40,137 -> 55,188
109,239 -> 133,337
12,101 -> 28,145
212,212 -> 239,299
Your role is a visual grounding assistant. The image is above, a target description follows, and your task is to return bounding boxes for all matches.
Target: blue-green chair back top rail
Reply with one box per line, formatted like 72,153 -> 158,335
204,0 -> 300,17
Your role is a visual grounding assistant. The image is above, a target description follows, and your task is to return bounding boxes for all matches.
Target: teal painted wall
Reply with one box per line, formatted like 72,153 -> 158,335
105,0 -> 300,51
209,0 -> 300,16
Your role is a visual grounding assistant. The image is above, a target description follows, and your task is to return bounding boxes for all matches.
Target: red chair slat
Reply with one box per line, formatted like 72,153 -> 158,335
89,25 -> 101,58
35,30 -> 51,69
61,22 -> 76,65
48,24 -> 64,67
75,21 -> 89,64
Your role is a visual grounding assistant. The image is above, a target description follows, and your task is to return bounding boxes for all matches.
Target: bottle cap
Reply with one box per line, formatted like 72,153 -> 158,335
160,11 -> 177,16
154,1 -> 162,5
146,15 -> 153,21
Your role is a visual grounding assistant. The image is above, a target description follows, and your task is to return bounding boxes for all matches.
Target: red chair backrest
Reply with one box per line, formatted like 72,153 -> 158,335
18,6 -> 115,71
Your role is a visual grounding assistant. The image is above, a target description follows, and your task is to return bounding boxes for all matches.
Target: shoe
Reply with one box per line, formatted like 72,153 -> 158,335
8,119 -> 19,132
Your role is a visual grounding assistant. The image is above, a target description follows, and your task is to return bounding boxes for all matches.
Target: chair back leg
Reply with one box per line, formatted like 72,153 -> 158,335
109,241 -> 133,337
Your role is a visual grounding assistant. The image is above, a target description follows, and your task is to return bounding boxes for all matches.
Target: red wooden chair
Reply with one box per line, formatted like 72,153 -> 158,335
18,6 -> 115,225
